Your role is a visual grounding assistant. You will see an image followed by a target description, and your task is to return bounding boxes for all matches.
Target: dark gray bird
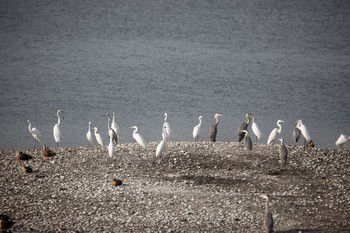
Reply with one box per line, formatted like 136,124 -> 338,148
209,113 -> 222,142
241,130 -> 252,155
106,114 -> 118,145
260,194 -> 273,233
237,113 -> 252,143
293,123 -> 301,144
278,138 -> 288,167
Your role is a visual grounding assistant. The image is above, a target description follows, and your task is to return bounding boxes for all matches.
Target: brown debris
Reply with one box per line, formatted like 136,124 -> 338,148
111,178 -> 123,187
41,145 -> 56,160
16,151 -> 32,162
20,166 -> 33,174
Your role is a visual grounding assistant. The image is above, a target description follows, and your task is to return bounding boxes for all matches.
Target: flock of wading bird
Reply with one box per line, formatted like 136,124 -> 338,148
27,110 -> 349,159
24,111 -> 349,232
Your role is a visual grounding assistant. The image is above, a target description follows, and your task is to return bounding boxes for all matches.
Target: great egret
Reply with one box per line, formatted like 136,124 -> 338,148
156,127 -> 167,157
53,109 -> 64,147
163,113 -> 171,140
93,127 -> 104,147
278,138 -> 288,167
295,119 -> 312,142
209,113 -> 222,142
241,130 -> 252,155
251,116 -> 262,142
267,120 -> 284,146
130,126 -> 147,148
192,116 -> 203,141
27,120 -> 42,148
108,130 -> 114,158
111,112 -> 120,139
86,121 -> 93,146
237,113 -> 252,142
260,194 -> 274,233
335,134 -> 350,151
106,114 -> 118,145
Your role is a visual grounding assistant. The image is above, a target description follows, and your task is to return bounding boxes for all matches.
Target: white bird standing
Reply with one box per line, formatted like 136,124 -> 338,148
93,127 -> 104,147
111,112 -> 120,139
156,127 -> 167,157
86,121 -> 93,146
251,117 -> 262,143
295,119 -> 312,142
27,120 -> 42,148
335,134 -> 350,151
192,116 -> 203,141
53,109 -> 64,147
163,113 -> 171,140
108,129 -> 114,158
267,120 -> 284,146
130,126 -> 147,148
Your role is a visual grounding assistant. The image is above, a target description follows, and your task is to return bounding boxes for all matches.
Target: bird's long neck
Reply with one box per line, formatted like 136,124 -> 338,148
28,123 -> 31,132
164,114 -> 167,122
277,122 -> 282,134
112,114 -> 116,123
215,116 -> 219,124
88,123 -> 91,131
198,117 -> 202,126
107,116 -> 111,130
246,116 -> 250,124
265,198 -> 269,214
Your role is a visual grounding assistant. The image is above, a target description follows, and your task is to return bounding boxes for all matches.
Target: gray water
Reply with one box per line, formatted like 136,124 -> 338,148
1,0 -> 349,150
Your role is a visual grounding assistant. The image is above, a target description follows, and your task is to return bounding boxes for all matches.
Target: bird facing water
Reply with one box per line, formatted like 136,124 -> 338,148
163,113 -> 171,140
241,130 -> 252,155
209,113 -> 222,142
251,116 -> 262,143
93,127 -> 104,147
335,134 -> 350,151
86,121 -> 93,146
278,138 -> 288,167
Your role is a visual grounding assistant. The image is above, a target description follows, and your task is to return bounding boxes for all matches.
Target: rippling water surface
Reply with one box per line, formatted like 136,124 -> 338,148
1,0 -> 349,149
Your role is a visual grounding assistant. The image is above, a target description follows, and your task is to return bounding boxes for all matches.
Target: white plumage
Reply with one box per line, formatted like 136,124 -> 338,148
53,109 -> 64,146
86,121 -> 93,145
192,116 -> 203,141
251,117 -> 262,141
93,127 -> 104,147
267,120 -> 284,146
163,113 -> 171,140
27,120 -> 42,147
130,126 -> 147,148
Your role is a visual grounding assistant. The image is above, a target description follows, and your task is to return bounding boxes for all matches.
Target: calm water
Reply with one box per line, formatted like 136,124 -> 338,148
1,0 -> 349,149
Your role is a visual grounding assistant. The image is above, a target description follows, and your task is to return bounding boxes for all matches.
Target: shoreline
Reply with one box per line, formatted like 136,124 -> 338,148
1,141 -> 349,232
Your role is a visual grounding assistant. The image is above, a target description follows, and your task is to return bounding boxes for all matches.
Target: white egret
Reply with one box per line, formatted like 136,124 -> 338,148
130,126 -> 147,148
93,127 -> 104,147
260,194 -> 274,233
251,116 -> 262,142
156,127 -> 167,157
241,130 -> 252,155
27,120 -> 42,148
86,121 -> 93,146
192,116 -> 203,141
237,113 -> 252,142
278,138 -> 288,167
162,113 -> 171,140
53,109 -> 64,147
295,119 -> 312,142
111,112 -> 120,139
335,134 -> 350,151
209,113 -> 223,142
267,120 -> 284,146
108,129 -> 114,158
106,114 -> 118,145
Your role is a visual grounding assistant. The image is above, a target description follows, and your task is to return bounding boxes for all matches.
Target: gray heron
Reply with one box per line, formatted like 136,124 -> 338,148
192,116 -> 203,141
241,130 -> 252,155
278,138 -> 288,167
106,114 -> 118,145
209,113 -> 222,142
260,194 -> 274,233
267,120 -> 284,146
111,112 -> 120,139
27,120 -> 42,148
237,113 -> 252,143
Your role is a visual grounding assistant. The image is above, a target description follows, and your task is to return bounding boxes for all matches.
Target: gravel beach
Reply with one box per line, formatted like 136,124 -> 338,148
1,141 -> 349,232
